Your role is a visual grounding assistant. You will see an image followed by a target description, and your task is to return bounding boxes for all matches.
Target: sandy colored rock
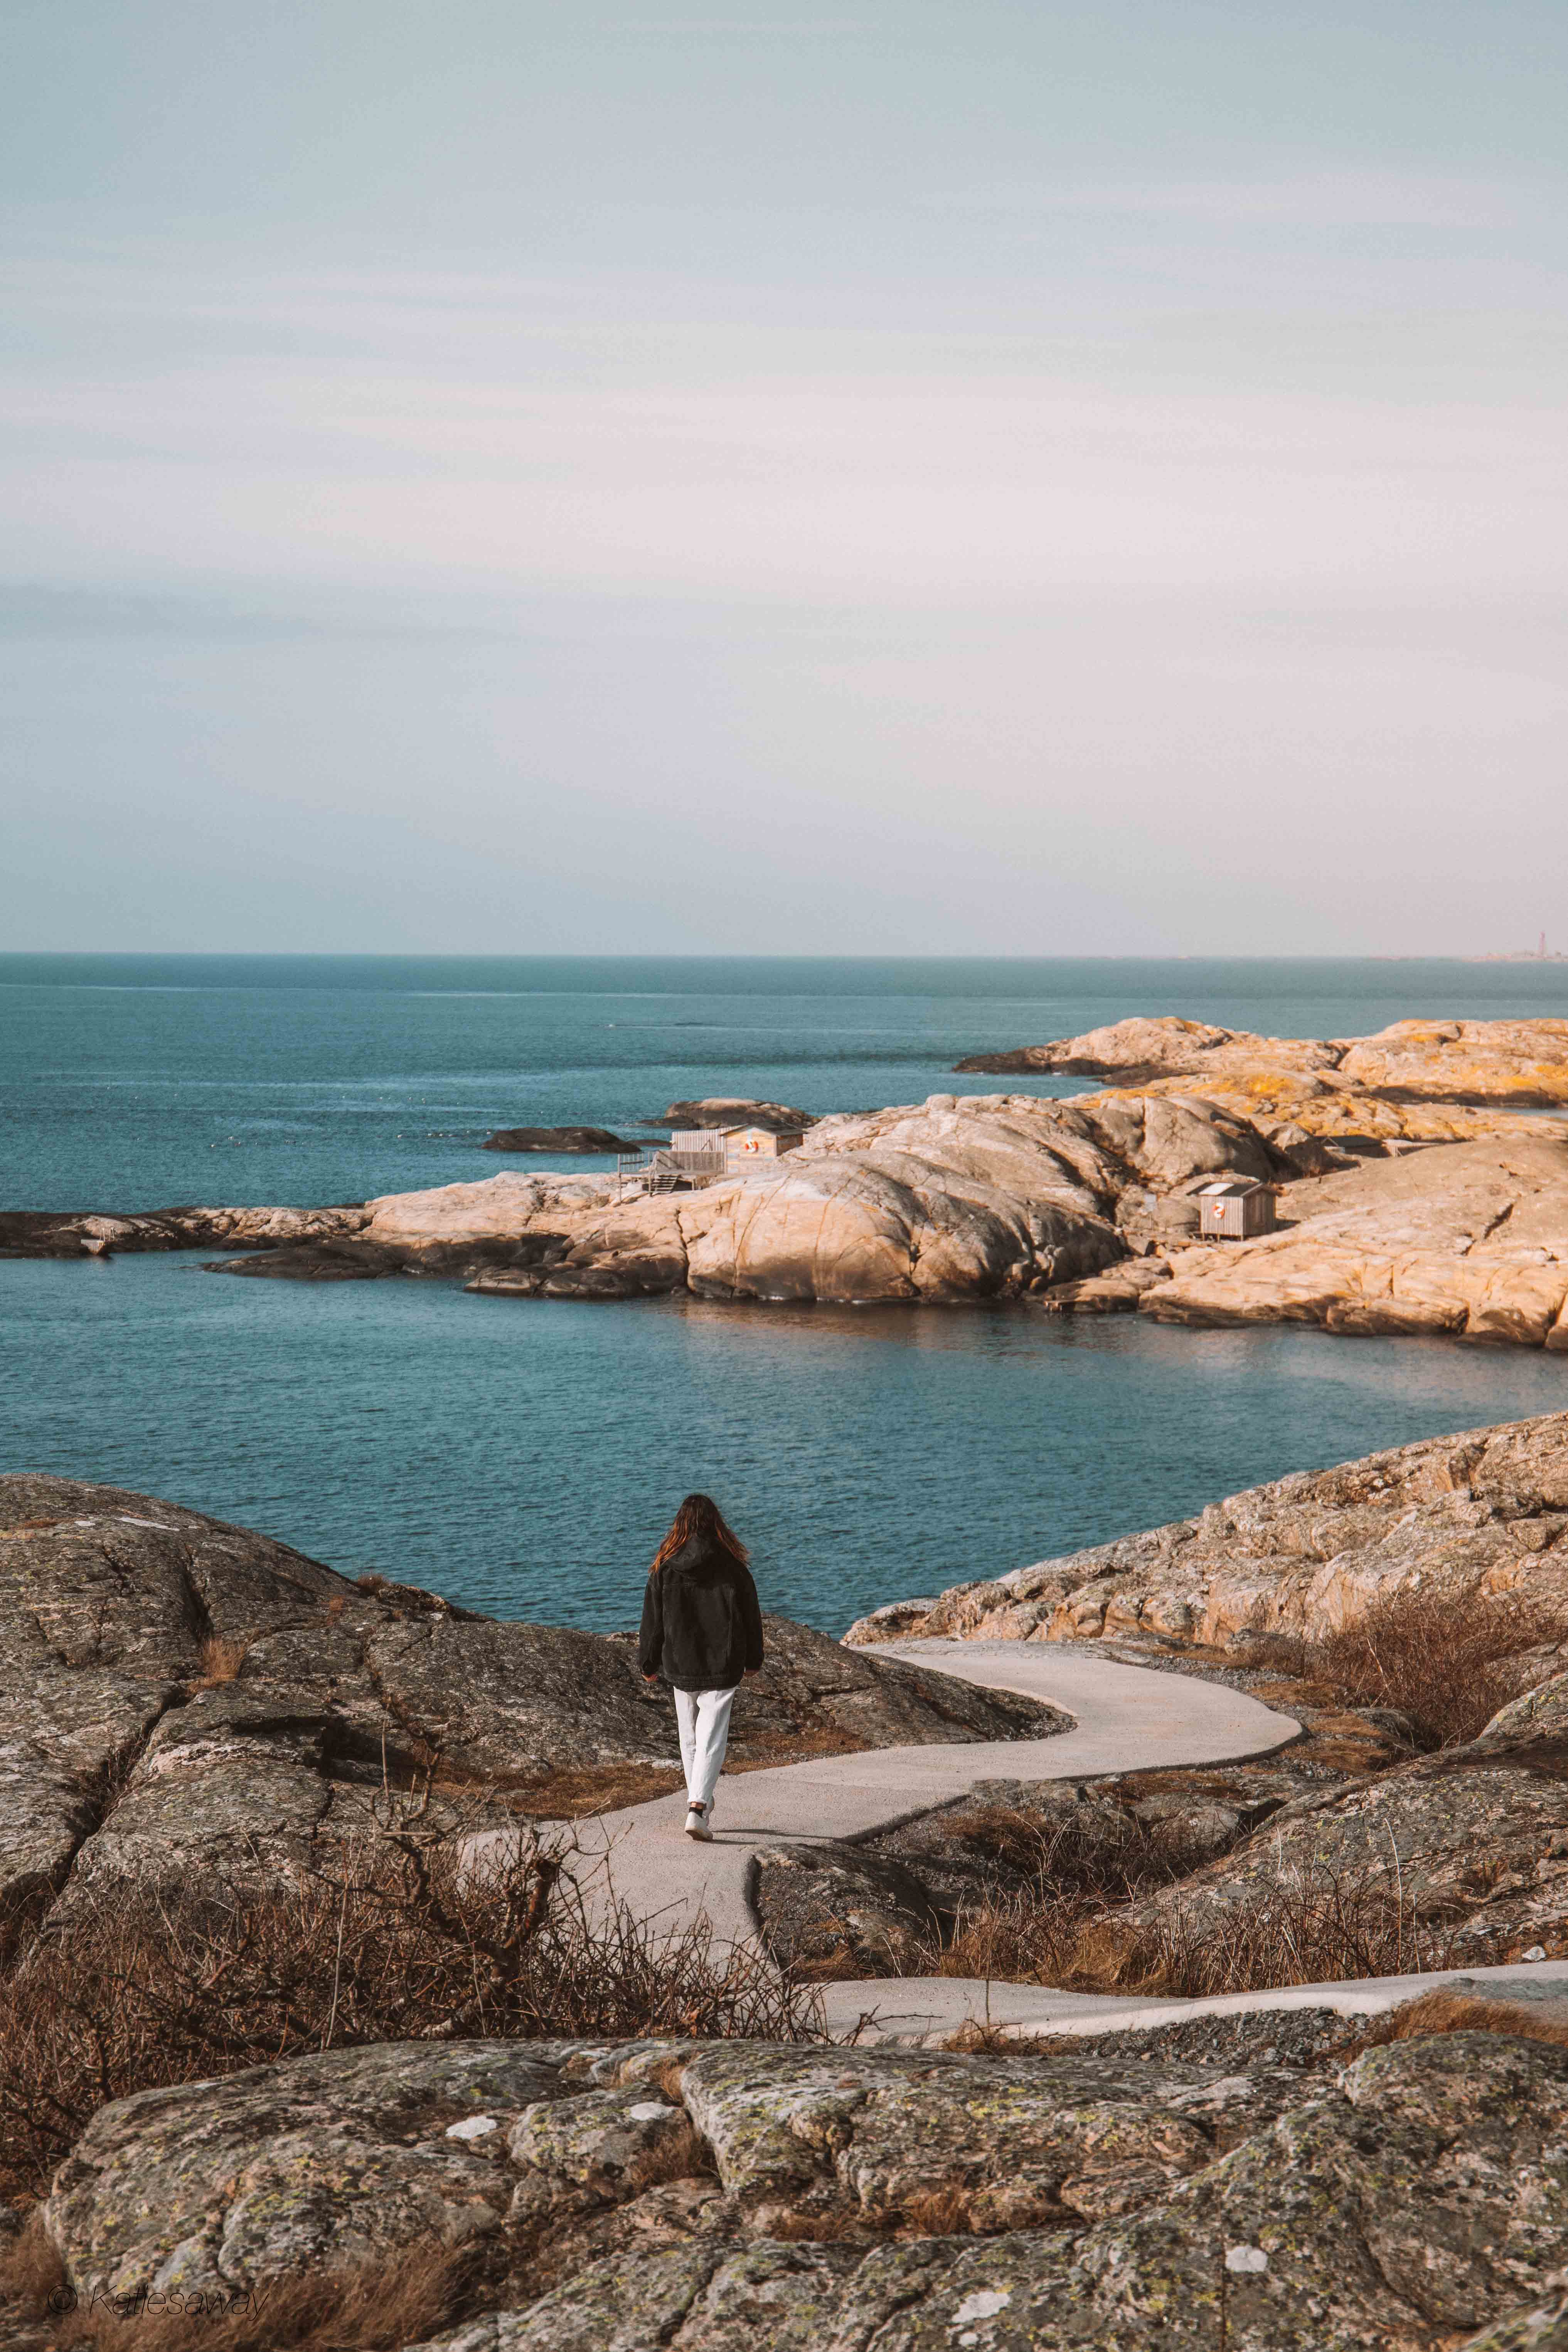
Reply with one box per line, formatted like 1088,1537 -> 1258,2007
1340,1018 -> 1568,1106
957,1014 -> 1342,1085
1133,1134 -> 1568,1345
846,1407 -> 1568,1655
464,1089 -> 1275,1304
958,1013 -> 1568,1109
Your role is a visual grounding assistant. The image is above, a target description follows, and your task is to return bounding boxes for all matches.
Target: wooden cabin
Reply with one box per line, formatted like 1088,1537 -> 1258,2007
616,1124 -> 806,1197
1194,1178 -> 1277,1240
723,1125 -> 805,1166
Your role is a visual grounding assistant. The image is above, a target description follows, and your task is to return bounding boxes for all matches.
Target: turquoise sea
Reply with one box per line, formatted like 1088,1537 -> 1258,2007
4,956 -> 1567,1633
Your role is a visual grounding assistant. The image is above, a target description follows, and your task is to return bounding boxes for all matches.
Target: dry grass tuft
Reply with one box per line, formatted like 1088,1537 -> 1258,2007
1297,1585 -> 1568,1749
763,2203 -> 877,2243
1338,1988 -> 1568,2061
0,2205 -> 66,2304
14,2244 -> 465,2352
0,1828 -> 820,2202
900,2185 -> 975,2237
190,1636 -> 248,1691
492,1761 -> 687,1818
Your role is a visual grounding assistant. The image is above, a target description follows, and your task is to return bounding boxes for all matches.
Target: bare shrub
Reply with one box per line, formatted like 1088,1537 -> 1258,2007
931,1828 -> 1462,2002
0,1830 -> 820,2201
927,1808 -> 1202,1987
1305,1585 -> 1568,1749
1110,1857 -> 1461,2001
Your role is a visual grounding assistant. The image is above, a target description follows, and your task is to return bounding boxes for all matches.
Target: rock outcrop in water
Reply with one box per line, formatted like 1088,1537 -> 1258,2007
451,1087 -> 1274,1302
0,1204 -> 369,1259
660,1098 -> 815,1131
0,1475 -> 1064,1937
483,1127 -> 640,1154
13,1015 -> 1568,1347
957,1013 -> 1568,1109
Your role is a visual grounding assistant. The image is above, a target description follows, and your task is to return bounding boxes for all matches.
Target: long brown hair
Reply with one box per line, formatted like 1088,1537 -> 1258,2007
650,1492 -> 749,1574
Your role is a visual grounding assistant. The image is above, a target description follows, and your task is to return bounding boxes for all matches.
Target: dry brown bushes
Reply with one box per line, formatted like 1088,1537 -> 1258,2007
1341,1986 -> 1568,2059
1291,1585 -> 1568,1748
927,1809 -> 1460,2000
928,1807 -> 1208,1986
1115,1857 -> 1460,2000
0,1830 -> 819,2202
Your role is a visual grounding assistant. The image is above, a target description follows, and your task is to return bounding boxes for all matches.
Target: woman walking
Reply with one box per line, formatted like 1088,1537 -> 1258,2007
639,1493 -> 764,1841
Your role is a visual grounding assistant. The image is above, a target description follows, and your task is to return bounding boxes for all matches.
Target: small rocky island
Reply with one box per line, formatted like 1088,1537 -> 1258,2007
482,1126 -> 643,1154
7,1020 -> 1568,1347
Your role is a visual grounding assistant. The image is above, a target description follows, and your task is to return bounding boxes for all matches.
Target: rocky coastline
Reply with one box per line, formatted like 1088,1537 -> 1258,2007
8,1017 -> 1568,1350
12,1422 -> 1568,2345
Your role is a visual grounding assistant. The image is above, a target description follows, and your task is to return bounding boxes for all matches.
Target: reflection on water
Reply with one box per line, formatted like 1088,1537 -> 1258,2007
3,1254 -> 1563,1636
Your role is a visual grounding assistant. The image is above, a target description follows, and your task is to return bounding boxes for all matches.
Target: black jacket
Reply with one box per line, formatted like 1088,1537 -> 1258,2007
638,1535 -> 765,1690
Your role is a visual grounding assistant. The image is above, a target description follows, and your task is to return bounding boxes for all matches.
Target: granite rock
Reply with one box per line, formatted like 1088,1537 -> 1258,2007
483,1128 -> 640,1153
846,1407 -> 1568,1656
1139,1135 -> 1568,1345
1115,1730 -> 1568,1969
0,1476 -> 1064,1927
752,1841 -> 943,1976
460,1088 -> 1277,1306
958,1013 -> 1568,1111
38,2029 -> 1568,2350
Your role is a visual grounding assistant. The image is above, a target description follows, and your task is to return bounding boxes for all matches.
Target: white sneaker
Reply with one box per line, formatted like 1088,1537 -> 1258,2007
684,1805 -> 713,1842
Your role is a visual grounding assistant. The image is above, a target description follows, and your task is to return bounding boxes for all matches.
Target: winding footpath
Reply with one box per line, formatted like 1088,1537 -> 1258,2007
567,1639 -> 1289,2000
565,1639 -> 1568,2043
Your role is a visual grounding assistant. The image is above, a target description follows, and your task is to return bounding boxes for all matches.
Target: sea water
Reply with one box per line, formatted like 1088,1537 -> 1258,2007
4,955 -> 1567,1633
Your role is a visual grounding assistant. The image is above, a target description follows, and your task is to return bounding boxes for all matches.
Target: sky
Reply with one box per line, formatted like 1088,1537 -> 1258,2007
2,0 -> 1566,955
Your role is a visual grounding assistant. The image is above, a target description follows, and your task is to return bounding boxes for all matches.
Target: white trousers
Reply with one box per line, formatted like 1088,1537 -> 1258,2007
674,1685 -> 737,1813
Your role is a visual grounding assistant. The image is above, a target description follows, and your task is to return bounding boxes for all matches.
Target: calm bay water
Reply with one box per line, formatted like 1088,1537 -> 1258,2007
4,955 -> 1567,1633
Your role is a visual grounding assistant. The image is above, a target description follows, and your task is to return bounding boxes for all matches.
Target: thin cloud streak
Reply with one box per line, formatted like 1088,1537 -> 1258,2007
926,170 -> 1549,230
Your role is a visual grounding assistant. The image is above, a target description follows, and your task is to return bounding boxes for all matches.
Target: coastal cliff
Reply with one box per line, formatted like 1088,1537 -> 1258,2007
0,1474 -> 1063,1940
